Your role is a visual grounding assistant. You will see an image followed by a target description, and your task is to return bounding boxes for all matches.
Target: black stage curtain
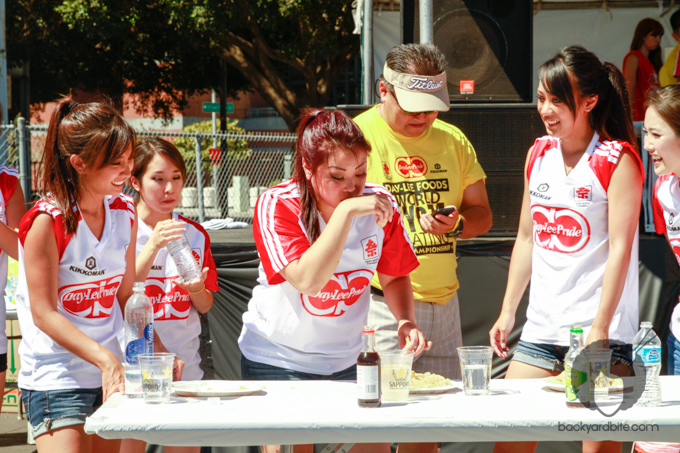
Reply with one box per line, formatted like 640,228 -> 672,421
147,234 -> 680,453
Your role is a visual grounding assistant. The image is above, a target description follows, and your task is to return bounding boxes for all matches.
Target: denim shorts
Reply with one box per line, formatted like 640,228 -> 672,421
667,331 -> 680,376
0,353 -> 6,373
21,387 -> 103,439
241,355 -> 357,381
513,340 -> 633,372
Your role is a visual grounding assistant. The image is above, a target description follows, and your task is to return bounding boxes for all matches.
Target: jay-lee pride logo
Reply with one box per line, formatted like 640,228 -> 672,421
531,205 -> 590,253
59,275 -> 123,318
301,269 -> 373,317
394,156 -> 427,178
145,281 -> 192,320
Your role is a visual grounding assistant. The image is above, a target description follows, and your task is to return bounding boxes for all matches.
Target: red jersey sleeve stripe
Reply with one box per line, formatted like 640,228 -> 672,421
652,175 -> 671,235
0,167 -> 18,202
527,137 -> 552,182
19,200 -> 73,261
256,187 -> 290,274
589,141 -> 642,193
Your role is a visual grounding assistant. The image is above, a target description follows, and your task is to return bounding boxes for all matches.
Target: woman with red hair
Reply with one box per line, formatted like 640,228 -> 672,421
239,108 -> 428,379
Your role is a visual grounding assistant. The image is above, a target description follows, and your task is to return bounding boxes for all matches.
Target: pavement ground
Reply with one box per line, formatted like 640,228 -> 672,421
0,411 -> 36,453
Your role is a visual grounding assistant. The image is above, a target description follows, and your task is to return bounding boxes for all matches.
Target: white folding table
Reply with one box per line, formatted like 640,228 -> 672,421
84,376 -> 680,447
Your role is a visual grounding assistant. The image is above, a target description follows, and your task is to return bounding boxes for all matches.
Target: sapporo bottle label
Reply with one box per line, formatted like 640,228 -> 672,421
565,361 -> 588,402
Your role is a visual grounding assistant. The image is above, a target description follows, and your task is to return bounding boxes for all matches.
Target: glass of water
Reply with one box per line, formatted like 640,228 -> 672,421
457,346 -> 493,396
584,348 -> 612,403
138,352 -> 175,404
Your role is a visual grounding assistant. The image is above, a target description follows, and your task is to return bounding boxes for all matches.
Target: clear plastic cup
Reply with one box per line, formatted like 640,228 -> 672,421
458,346 -> 493,396
380,350 -> 414,401
585,348 -> 612,403
138,352 -> 175,404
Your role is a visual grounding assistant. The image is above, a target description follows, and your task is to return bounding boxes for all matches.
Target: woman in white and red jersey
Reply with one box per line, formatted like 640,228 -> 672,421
490,46 -> 643,453
0,164 -> 26,414
15,97 -> 137,453
120,138 -> 217,453
634,84 -> 680,453
239,108 -> 429,452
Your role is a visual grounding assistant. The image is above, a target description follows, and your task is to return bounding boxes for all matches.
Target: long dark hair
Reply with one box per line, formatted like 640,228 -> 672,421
539,46 -> 636,149
630,18 -> 665,71
646,84 -> 680,138
293,108 -> 371,243
40,96 -> 136,234
132,138 -> 187,204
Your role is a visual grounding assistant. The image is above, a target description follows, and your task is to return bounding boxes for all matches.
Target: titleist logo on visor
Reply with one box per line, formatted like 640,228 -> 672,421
407,77 -> 444,91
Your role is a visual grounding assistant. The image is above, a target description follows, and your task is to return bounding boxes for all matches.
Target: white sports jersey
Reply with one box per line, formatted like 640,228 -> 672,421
0,167 -> 18,355
239,180 -> 419,374
652,174 -> 680,339
521,133 -> 642,346
16,195 -> 134,390
136,212 -> 219,381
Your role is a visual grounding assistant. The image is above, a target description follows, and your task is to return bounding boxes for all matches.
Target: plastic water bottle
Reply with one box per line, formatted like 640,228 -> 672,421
124,282 -> 154,398
167,236 -> 201,282
633,321 -> 662,407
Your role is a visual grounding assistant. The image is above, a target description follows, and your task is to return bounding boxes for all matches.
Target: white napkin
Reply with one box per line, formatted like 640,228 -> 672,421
200,218 -> 249,230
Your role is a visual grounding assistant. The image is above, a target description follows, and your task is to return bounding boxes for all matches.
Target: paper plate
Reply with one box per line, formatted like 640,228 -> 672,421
543,379 -> 623,393
409,384 -> 457,394
173,381 -> 265,397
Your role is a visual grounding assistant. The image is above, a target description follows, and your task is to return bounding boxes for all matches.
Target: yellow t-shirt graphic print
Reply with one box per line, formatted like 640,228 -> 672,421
355,105 -> 486,304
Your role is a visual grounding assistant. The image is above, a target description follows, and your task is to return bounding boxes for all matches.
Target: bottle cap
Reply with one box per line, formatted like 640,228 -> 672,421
362,325 -> 375,334
570,324 -> 583,333
641,321 -> 653,328
133,281 -> 145,291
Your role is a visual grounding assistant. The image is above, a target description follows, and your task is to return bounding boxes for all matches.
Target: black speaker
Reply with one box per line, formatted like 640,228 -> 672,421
402,0 -> 533,103
438,104 -> 544,233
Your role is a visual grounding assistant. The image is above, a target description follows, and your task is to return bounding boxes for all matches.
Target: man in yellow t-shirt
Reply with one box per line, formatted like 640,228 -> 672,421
354,44 -> 492,385
660,10 -> 680,87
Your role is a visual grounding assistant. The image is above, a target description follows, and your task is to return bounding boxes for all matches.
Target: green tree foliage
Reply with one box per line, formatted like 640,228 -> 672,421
172,119 -> 250,186
8,1 -> 360,130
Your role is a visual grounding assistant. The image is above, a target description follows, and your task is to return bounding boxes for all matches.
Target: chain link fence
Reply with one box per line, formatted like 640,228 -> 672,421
2,120 -> 296,224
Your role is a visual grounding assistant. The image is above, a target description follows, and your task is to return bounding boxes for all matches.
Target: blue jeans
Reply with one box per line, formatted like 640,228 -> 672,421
21,387 -> 103,439
241,355 -> 357,381
667,331 -> 680,375
513,340 -> 633,372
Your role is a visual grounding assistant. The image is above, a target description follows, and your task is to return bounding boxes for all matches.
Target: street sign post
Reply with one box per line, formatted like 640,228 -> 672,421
202,102 -> 234,114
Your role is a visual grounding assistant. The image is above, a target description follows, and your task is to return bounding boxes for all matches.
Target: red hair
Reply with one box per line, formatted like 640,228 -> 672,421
293,108 -> 371,243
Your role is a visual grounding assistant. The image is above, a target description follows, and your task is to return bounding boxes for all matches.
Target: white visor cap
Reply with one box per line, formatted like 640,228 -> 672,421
383,63 -> 450,112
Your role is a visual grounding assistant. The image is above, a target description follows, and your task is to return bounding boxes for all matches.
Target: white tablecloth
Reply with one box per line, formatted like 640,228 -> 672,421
84,376 -> 680,446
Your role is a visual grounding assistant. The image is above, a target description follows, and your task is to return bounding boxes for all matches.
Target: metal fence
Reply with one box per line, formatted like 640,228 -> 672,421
1,119 -> 296,224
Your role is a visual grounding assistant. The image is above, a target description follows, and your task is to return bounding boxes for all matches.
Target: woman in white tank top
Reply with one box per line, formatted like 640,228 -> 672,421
16,97 -> 137,453
490,46 -> 643,453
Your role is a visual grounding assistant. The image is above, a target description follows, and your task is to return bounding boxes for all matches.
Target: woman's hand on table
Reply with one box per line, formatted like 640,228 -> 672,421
154,334 -> 186,381
490,311 -> 515,359
99,351 -> 125,401
585,326 -> 609,349
172,357 -> 185,381
398,321 -> 432,356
